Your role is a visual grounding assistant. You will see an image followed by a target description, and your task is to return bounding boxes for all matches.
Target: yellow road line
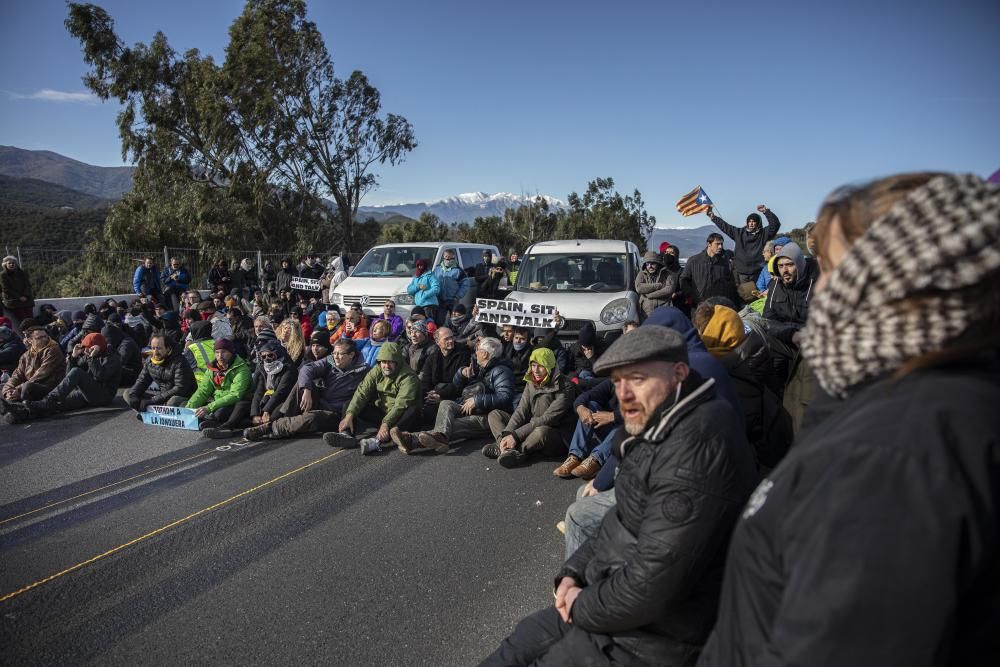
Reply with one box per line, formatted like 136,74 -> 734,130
0,448 -> 345,604
0,449 -> 217,528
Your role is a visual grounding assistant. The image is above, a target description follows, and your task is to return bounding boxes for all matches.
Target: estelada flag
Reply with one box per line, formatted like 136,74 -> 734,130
676,186 -> 713,217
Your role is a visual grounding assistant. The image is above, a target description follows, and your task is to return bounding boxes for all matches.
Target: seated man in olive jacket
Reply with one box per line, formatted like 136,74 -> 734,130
480,326 -> 757,667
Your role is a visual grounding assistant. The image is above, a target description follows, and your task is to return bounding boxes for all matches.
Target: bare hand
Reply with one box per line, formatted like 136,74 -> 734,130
338,414 -> 354,433
251,416 -> 262,425
581,480 -> 598,497
86,346 -> 101,358
194,407 -> 208,418
576,405 -> 594,427
461,398 -> 476,415
705,206 -> 714,217
499,434 -> 516,451
261,412 -> 271,424
592,411 -> 615,428
757,204 -> 768,213
554,577 -> 582,623
462,364 -> 473,378
792,331 -> 802,345
299,391 -> 313,413
377,422 -> 390,442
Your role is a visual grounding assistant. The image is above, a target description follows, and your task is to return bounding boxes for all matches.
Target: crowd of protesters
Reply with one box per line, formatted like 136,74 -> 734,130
2,170 -> 999,666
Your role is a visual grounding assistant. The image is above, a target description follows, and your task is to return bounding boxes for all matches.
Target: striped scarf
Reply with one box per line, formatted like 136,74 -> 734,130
802,174 -> 1000,399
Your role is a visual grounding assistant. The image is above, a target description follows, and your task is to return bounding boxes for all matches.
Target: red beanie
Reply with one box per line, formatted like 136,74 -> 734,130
659,241 -> 671,254
81,332 -> 108,351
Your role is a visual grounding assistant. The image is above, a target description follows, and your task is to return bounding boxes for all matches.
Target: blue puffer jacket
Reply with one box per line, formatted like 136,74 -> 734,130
133,265 -> 161,295
450,356 -> 515,414
406,273 -> 440,307
432,264 -> 468,303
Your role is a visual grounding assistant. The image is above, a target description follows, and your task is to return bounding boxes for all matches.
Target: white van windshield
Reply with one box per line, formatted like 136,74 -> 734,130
515,253 -> 630,292
352,246 -> 438,277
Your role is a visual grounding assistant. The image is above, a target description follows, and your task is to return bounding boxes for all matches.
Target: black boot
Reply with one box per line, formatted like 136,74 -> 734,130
3,401 -> 30,425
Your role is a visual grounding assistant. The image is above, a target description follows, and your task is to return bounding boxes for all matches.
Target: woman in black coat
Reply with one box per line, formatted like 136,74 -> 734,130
699,173 -> 1000,667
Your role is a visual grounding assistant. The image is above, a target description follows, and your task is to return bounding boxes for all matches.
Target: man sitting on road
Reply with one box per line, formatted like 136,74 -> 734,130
403,319 -> 434,376
185,338 -> 252,430
0,320 -> 66,406
484,347 -> 576,469
395,336 -> 514,455
125,333 -> 197,411
246,338 -> 369,441
3,332 -> 122,424
418,326 -> 470,425
0,323 -> 27,375
552,377 -> 621,481
322,342 -> 421,455
480,326 -> 757,666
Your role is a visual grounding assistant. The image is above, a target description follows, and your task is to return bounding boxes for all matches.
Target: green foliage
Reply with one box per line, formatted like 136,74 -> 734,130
65,0 -> 416,253
557,177 -> 655,251
379,212 -> 452,243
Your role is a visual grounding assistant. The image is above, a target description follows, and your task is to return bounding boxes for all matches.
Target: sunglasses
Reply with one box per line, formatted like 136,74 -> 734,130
259,352 -> 278,362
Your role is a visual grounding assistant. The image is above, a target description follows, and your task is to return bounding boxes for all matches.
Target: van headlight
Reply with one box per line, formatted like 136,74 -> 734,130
600,298 -> 630,325
394,293 -> 414,305
330,292 -> 342,305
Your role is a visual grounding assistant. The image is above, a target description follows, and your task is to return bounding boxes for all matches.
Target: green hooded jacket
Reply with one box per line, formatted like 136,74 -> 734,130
186,355 -> 252,412
345,342 -> 420,427
504,347 -> 576,443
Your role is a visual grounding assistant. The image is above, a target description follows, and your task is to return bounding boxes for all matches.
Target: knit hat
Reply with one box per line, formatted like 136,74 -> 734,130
772,236 -> 791,248
256,328 -> 278,344
214,338 -> 235,353
72,310 -> 86,322
451,303 -> 467,315
410,306 -> 426,319
594,325 -> 688,375
81,332 -> 108,351
258,339 -> 283,356
189,320 -> 213,341
410,319 -> 429,334
309,330 -> 331,347
577,322 -> 598,347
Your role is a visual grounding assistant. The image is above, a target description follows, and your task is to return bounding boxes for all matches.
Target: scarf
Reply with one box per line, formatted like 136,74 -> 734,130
802,174 -> 1000,399
264,359 -> 285,391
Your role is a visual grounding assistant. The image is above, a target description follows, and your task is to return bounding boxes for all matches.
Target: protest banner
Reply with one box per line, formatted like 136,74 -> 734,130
475,298 -> 559,328
290,276 -> 322,292
140,405 -> 201,430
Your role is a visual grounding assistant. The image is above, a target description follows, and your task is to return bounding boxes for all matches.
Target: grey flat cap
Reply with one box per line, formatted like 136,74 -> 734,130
593,325 -> 688,375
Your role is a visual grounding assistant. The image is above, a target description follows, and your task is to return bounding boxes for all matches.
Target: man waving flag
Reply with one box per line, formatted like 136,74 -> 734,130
676,186 -> 713,217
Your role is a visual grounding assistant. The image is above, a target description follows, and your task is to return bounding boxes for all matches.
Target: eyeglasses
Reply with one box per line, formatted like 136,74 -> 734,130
332,351 -> 353,358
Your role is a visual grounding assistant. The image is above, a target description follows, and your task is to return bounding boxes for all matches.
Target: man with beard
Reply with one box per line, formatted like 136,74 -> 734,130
480,326 -> 756,666
1,320 -> 66,405
323,343 -> 421,455
125,333 -> 196,410
418,326 -> 470,425
635,250 -> 680,319
763,242 -> 815,389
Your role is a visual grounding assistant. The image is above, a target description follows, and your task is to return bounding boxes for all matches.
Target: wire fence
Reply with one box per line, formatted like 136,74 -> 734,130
4,245 -> 366,299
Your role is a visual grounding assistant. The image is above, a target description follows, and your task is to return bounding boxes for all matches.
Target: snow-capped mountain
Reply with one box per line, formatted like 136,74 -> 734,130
357,191 -> 568,224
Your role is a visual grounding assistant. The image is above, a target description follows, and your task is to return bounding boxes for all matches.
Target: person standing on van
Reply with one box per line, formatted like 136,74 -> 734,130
407,258 -> 441,323
432,249 -> 468,326
707,204 -> 781,287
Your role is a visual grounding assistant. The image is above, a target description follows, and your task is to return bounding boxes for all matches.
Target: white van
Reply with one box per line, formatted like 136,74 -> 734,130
505,239 -> 641,342
329,242 -> 501,318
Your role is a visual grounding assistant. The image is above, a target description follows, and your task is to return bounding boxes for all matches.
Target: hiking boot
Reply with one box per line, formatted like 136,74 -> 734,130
415,431 -> 449,454
390,427 -> 416,454
323,431 -> 359,449
199,419 -> 220,431
570,455 -> 602,480
3,402 -> 29,425
552,455 -> 582,478
202,427 -> 238,440
482,442 -> 501,459
0,397 -> 10,415
359,437 -> 382,455
498,448 -> 527,469
243,423 -> 272,441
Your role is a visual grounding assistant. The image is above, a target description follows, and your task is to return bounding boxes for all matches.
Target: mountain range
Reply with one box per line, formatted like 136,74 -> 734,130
357,191 -> 568,224
0,146 -> 133,200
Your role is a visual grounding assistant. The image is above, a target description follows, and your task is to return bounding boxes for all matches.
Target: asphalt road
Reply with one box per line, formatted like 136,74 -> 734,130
0,399 -> 581,665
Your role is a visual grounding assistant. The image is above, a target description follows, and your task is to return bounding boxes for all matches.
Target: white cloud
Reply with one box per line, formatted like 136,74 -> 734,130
9,89 -> 98,104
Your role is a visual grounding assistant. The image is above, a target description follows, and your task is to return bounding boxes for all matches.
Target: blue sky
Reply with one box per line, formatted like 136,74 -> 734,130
1,0 -> 998,229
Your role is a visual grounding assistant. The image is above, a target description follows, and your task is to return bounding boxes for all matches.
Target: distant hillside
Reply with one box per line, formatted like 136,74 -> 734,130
358,191 -> 568,224
649,226 -> 734,258
0,146 -> 133,200
0,174 -> 112,210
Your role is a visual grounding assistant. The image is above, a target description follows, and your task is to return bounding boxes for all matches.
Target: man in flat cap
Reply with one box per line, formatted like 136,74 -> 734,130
481,325 -> 757,667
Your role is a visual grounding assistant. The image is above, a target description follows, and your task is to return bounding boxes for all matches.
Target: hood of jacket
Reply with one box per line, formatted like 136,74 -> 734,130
523,346 -> 557,385
641,251 -> 663,266
701,305 -> 746,359
775,241 -> 806,278
376,342 -> 407,375
643,306 -> 709,353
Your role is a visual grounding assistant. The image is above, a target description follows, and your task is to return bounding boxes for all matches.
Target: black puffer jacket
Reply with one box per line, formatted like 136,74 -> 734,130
450,356 -> 515,414
699,355 -> 1000,667
129,349 -> 197,407
559,372 -> 756,666
102,325 -> 142,386
419,344 -> 470,398
681,251 -> 738,306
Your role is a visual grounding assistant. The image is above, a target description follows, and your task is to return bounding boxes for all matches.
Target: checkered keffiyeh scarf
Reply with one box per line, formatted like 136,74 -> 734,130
802,174 -> 1000,399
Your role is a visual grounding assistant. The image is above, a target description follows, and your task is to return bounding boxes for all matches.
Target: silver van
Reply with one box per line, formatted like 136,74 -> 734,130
505,239 -> 641,342
329,242 -> 500,318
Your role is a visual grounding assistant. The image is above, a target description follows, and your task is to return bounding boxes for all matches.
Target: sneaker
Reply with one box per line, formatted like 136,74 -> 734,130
390,427 -> 416,454
323,431 -> 359,449
481,442 -> 501,459
359,437 -> 382,455
415,431 -> 449,454
552,455 -> 582,478
202,427 -> 238,440
243,424 -> 272,441
498,448 -> 527,469
570,455 -> 602,480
